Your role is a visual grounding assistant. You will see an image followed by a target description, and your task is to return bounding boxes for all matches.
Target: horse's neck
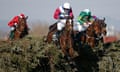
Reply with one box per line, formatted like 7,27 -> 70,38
86,26 -> 95,36
61,29 -> 71,38
61,19 -> 73,37
16,23 -> 25,32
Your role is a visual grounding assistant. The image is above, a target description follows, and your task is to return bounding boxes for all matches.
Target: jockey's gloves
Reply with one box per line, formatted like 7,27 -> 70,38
60,14 -> 64,18
64,14 -> 69,17
83,22 -> 87,25
83,23 -> 89,27
88,22 -> 92,25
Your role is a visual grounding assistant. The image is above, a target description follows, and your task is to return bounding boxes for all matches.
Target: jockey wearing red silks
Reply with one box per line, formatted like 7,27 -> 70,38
53,2 -> 74,38
53,2 -> 74,31
54,3 -> 74,20
8,13 -> 28,39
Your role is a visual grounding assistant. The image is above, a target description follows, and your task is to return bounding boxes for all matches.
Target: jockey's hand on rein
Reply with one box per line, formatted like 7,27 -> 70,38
88,22 -> 92,25
65,15 -> 71,19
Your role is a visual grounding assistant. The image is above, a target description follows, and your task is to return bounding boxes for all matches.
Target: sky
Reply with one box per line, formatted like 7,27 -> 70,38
0,0 -> 120,31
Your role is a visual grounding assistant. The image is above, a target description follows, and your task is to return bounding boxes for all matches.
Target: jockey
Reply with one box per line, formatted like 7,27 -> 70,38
8,13 -> 28,39
53,2 -> 74,37
74,9 -> 96,32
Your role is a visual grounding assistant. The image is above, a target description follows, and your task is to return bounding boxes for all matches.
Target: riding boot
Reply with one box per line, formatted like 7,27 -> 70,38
56,31 -> 61,49
56,31 -> 61,40
9,31 -> 14,40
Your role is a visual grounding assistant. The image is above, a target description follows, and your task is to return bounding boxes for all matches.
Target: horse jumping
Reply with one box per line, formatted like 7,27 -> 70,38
8,16 -> 28,40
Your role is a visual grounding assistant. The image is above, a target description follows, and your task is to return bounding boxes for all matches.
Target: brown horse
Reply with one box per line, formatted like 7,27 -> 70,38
59,19 -> 74,60
10,16 -> 28,40
76,20 -> 102,48
99,18 -> 107,36
85,18 -> 107,48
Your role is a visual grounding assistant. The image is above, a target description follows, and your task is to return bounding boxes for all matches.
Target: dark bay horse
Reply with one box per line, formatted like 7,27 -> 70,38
11,16 -> 28,40
59,19 -> 75,60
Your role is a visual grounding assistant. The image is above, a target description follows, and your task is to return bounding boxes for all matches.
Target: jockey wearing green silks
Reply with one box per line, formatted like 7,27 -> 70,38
73,9 -> 96,32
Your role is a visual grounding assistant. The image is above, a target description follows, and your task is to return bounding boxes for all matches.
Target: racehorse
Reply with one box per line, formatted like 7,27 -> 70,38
85,18 -> 107,48
75,19 -> 103,48
59,19 -> 75,60
11,16 -> 28,40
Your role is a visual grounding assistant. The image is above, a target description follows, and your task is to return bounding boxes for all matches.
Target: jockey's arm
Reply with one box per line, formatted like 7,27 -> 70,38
89,17 -> 95,24
54,8 -> 60,19
78,16 -> 84,24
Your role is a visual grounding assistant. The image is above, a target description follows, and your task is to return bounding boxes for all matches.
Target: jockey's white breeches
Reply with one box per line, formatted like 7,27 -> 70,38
57,19 -> 72,31
73,22 -> 89,32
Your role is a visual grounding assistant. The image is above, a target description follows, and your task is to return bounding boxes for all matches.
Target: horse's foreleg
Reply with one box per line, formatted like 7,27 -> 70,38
14,31 -> 21,40
59,38 -> 67,57
68,39 -> 74,59
89,38 -> 95,48
46,32 -> 52,43
80,36 -> 86,46
46,31 -> 54,43
69,47 -> 74,58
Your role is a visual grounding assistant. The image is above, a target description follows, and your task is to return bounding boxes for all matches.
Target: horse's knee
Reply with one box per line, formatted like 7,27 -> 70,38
69,48 -> 74,56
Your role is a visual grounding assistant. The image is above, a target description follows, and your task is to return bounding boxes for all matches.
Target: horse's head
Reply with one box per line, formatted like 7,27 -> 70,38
100,18 -> 107,36
93,18 -> 107,37
17,16 -> 27,32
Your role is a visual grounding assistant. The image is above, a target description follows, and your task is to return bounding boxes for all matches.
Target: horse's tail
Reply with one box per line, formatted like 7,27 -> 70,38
49,22 -> 57,31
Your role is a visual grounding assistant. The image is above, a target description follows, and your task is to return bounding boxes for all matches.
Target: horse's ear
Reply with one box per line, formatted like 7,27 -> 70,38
26,16 -> 28,20
103,17 -> 105,21
95,18 -> 97,21
94,18 -> 97,22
